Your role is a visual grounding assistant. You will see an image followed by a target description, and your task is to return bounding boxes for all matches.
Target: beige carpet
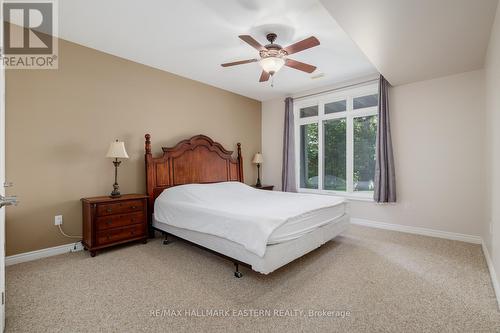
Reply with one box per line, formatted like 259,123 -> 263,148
5,225 -> 500,332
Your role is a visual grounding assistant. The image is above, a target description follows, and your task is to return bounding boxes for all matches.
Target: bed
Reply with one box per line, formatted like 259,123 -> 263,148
145,134 -> 349,277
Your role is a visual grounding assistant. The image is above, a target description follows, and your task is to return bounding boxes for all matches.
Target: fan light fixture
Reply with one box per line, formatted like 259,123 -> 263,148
221,33 -> 320,83
259,56 -> 285,75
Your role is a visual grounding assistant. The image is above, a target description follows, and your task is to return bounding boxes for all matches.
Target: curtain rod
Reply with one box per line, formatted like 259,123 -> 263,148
293,77 -> 379,101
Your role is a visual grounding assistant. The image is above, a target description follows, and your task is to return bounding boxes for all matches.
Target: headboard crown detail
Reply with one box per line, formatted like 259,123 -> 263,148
144,134 -> 243,218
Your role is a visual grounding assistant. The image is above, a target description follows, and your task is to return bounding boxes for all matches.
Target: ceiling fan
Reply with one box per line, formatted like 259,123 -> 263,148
221,33 -> 320,82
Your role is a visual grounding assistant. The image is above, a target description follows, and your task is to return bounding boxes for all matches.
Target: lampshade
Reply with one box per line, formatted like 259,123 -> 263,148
106,140 -> 129,159
252,153 -> 263,164
259,57 -> 285,74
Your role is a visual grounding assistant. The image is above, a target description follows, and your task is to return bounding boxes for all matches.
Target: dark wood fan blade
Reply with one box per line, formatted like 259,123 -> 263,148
283,36 -> 320,55
221,59 -> 258,67
239,35 -> 265,51
259,71 -> 270,82
285,59 -> 317,73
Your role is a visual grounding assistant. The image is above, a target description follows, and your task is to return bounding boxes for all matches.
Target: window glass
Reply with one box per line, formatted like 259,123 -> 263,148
300,105 -> 318,118
353,115 -> 377,191
325,100 -> 346,114
295,83 -> 379,196
353,94 -> 378,109
299,123 -> 318,189
323,118 -> 346,191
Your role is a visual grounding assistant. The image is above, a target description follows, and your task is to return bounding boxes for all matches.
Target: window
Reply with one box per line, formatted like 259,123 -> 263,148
295,83 -> 378,199
299,123 -> 318,189
299,105 -> 318,118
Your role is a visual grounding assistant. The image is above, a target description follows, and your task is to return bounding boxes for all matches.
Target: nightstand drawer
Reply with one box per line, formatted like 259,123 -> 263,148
82,194 -> 148,257
96,199 -> 144,216
96,224 -> 146,246
96,211 -> 145,231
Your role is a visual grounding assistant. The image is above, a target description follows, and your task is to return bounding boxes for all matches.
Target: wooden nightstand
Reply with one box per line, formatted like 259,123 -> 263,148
251,185 -> 274,191
81,194 -> 148,257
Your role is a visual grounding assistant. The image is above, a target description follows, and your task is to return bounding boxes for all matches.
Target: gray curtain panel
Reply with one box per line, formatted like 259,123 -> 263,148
374,75 -> 397,202
282,97 -> 297,192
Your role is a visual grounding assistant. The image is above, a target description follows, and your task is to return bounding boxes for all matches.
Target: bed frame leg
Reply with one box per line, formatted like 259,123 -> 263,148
234,263 -> 243,278
163,233 -> 172,245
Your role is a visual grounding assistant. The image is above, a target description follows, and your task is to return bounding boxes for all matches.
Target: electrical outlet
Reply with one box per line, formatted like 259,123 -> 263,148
54,215 -> 63,226
70,242 -> 82,253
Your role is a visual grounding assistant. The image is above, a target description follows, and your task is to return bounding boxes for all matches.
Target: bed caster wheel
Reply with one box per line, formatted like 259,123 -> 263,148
142,239 -> 147,244
83,247 -> 88,251
163,234 -> 172,245
90,251 -> 96,257
234,263 -> 243,278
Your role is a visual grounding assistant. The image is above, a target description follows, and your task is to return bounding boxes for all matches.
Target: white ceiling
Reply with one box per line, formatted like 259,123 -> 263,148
58,0 -> 377,101
320,0 -> 499,85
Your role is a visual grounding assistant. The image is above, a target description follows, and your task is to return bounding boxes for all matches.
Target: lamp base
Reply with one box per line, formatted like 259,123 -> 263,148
110,183 -> 121,198
255,163 -> 262,188
110,159 -> 122,198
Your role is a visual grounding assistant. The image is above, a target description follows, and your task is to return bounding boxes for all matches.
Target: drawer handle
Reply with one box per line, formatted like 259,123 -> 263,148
131,230 -> 135,235
106,208 -> 112,213
106,220 -> 112,225
131,206 -> 137,209
106,235 -> 110,240
131,218 -> 135,223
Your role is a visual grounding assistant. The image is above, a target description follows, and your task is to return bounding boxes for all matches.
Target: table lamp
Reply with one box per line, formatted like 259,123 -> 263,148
106,140 -> 129,198
252,153 -> 263,188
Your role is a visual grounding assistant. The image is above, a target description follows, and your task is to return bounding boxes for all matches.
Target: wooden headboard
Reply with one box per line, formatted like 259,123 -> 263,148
144,134 -> 243,225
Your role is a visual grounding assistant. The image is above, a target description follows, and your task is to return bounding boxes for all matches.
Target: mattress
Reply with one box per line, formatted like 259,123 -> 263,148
268,202 -> 345,244
154,182 -> 347,257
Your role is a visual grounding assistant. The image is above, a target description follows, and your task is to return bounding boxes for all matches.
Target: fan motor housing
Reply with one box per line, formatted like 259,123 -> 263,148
259,48 -> 287,59
262,33 -> 287,57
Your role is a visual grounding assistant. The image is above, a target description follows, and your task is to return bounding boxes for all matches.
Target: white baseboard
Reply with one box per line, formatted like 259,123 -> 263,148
6,241 -> 83,266
482,242 -> 500,310
351,218 -> 482,244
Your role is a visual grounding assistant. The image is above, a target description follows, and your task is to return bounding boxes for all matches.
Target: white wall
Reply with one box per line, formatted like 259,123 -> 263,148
262,98 -> 285,190
262,70 -> 486,237
485,2 -> 500,291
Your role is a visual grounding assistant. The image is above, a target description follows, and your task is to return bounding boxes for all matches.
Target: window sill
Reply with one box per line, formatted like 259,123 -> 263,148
297,189 -> 374,202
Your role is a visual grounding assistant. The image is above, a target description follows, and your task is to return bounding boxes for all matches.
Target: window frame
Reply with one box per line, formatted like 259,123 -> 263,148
294,83 -> 379,200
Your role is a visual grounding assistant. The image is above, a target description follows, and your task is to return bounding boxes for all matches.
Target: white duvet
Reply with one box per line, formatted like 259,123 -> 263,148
154,182 -> 346,257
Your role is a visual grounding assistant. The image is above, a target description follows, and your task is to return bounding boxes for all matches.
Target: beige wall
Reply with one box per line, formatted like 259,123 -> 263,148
5,39 -> 261,256
262,70 -> 485,236
485,2 -> 500,293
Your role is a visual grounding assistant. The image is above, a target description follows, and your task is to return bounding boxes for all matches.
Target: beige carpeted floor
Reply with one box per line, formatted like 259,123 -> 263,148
5,225 -> 500,333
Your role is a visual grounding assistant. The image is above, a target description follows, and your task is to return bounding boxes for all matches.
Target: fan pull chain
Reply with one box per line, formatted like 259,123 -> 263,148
271,75 -> 275,88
